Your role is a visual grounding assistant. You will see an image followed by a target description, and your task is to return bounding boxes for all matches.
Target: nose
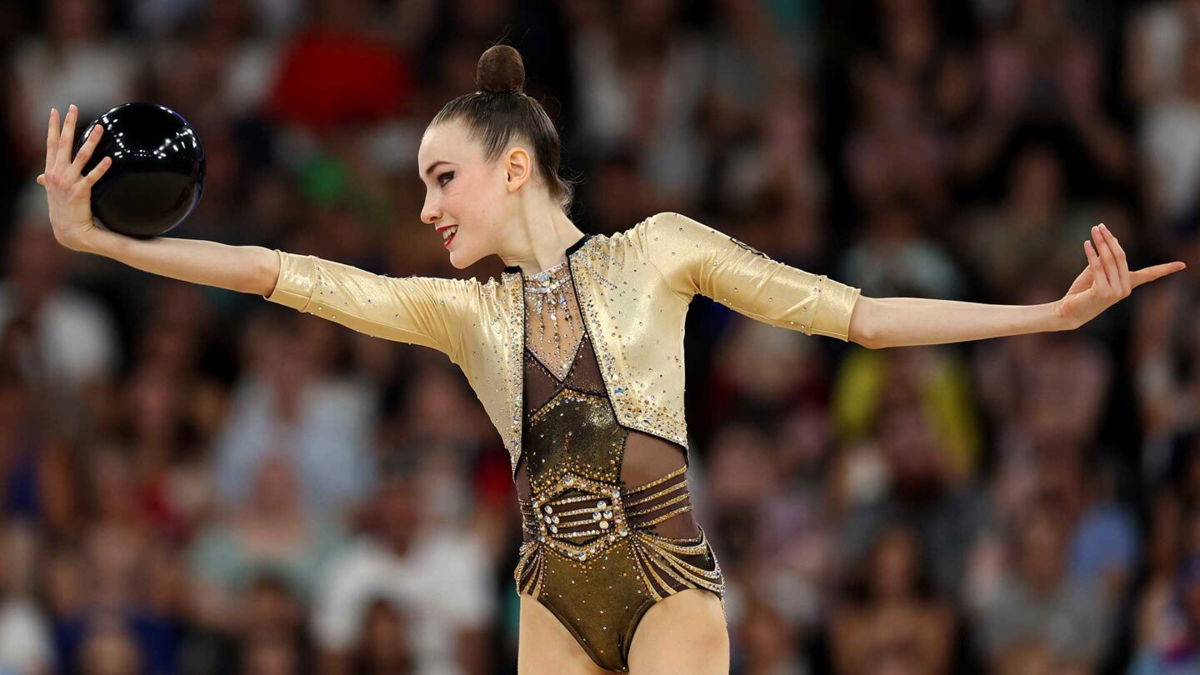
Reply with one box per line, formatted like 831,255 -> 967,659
421,192 -> 441,225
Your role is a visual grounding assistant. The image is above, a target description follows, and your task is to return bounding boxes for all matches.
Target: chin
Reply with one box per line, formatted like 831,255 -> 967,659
448,248 -> 482,269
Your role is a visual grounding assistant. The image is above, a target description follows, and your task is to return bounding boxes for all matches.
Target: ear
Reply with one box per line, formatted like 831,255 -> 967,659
502,146 -> 532,193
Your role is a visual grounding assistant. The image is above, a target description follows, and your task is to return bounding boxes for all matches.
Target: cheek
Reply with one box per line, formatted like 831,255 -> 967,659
444,178 -> 479,215
454,177 -> 502,226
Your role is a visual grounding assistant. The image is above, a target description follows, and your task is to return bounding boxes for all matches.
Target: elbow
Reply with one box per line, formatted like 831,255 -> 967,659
846,296 -> 880,349
257,247 -> 282,297
851,330 -> 880,350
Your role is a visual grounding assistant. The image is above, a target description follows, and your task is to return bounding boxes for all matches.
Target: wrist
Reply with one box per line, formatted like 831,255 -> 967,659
1050,300 -> 1080,331
70,224 -> 120,255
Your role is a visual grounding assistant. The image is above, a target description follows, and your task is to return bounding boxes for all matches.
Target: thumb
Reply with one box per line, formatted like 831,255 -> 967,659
1131,261 -> 1188,288
36,174 -> 45,186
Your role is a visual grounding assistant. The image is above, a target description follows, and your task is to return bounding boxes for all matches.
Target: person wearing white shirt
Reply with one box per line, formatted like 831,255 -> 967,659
313,466 -> 495,675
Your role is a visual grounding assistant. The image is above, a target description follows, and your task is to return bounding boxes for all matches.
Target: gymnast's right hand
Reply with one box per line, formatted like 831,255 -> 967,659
36,104 -> 113,251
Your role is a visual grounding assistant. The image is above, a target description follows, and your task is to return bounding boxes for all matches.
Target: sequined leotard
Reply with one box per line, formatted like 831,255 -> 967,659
511,257 -> 725,671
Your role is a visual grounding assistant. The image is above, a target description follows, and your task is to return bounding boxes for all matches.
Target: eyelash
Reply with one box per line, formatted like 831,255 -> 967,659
438,171 -> 454,187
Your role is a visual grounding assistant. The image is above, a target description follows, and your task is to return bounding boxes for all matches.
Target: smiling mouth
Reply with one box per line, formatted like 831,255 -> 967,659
443,230 -> 457,247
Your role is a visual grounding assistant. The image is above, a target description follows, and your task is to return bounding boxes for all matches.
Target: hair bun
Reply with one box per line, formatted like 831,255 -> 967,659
476,44 -> 525,94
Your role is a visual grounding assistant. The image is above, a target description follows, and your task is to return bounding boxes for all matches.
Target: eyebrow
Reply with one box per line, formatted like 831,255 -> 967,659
422,160 -> 453,177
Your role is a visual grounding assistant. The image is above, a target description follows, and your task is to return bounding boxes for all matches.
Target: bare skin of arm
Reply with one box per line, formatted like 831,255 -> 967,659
848,295 -> 1072,349
847,223 -> 1186,349
70,228 -> 280,297
36,104 -> 280,296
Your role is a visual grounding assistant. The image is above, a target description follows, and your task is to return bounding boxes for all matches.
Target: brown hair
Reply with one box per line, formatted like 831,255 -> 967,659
430,45 -> 575,212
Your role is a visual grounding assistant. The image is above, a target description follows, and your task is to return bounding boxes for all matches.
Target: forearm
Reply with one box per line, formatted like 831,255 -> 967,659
75,228 -> 279,296
857,296 -> 1075,349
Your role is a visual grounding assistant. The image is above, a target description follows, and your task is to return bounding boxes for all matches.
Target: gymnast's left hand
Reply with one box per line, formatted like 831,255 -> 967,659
1055,222 -> 1187,328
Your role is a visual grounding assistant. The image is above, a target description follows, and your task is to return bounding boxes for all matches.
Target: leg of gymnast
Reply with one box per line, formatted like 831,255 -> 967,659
625,588 -> 730,673
517,588 -> 729,674
518,594 -> 610,675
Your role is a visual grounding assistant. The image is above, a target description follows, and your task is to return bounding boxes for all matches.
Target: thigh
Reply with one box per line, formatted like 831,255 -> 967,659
517,593 -> 612,675
627,589 -> 730,674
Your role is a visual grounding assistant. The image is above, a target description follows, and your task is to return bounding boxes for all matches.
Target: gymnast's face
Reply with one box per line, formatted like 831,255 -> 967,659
418,118 -> 536,270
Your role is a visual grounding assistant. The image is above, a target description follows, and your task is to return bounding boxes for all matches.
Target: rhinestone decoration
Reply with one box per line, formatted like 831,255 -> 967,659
523,259 -> 581,380
565,234 -> 691,458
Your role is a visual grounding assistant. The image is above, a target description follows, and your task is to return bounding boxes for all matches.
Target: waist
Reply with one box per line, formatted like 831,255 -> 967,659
517,465 -> 693,559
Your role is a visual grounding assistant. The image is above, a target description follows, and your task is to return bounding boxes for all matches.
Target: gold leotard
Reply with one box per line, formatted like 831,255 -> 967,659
512,256 -> 724,671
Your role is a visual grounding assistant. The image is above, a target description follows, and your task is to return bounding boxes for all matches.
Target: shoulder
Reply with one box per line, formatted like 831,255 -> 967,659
630,211 -> 691,233
603,211 -> 722,273
625,211 -> 734,240
606,211 -> 698,252
474,273 -> 508,300
423,272 -> 497,313
618,211 -> 756,260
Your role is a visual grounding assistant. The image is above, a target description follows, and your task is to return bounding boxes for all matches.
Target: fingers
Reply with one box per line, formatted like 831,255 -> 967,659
83,156 -> 113,187
36,174 -> 45,186
1084,235 -> 1110,296
46,108 -> 59,172
1132,261 -> 1188,288
56,104 -> 78,167
1098,224 -> 1131,296
1090,224 -> 1119,295
72,123 -> 104,172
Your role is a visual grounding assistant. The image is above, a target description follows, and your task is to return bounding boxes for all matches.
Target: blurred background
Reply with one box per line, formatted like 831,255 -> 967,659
0,0 -> 1198,673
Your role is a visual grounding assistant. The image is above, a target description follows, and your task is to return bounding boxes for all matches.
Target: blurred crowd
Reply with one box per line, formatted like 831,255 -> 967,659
0,0 -> 1199,673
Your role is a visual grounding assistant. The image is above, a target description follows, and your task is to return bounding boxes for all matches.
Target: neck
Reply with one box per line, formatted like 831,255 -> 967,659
499,204 -> 587,275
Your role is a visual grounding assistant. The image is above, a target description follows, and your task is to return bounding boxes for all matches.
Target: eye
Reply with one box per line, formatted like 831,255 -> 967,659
437,171 -> 454,187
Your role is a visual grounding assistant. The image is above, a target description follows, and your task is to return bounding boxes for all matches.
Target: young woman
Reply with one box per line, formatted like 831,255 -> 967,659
37,45 -> 1186,674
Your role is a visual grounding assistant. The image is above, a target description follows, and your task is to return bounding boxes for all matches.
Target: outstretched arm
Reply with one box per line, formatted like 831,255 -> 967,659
37,104 -> 279,295
848,295 -> 1070,348
853,223 -> 1186,349
72,229 -> 279,296
38,104 -> 475,359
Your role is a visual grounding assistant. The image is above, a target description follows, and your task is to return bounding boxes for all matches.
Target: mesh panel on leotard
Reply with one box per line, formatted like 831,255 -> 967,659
515,264 -> 698,542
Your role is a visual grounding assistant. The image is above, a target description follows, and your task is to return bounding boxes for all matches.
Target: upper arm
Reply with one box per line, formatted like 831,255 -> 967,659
263,249 -> 478,361
638,212 -> 864,343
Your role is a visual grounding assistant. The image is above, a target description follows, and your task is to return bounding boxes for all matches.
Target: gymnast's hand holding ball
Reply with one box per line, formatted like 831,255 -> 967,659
37,102 -> 206,249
